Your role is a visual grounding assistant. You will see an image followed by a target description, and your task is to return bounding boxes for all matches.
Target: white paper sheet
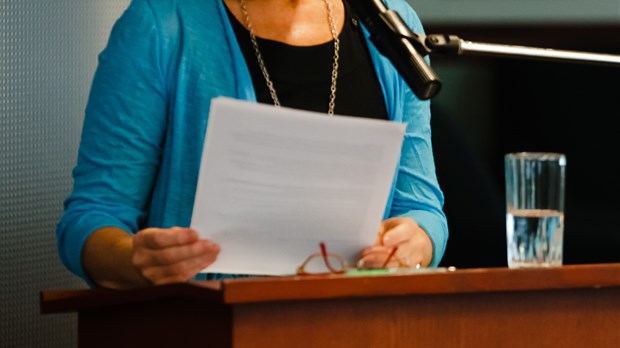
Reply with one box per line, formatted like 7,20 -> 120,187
191,97 -> 406,275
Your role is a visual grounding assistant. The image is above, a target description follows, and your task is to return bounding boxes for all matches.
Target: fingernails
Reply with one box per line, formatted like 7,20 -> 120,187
357,258 -> 366,269
185,228 -> 199,238
203,240 -> 221,252
211,243 -> 221,253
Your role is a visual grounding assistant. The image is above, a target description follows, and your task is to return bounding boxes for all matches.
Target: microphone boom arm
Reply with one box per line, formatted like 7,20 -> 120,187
424,34 -> 620,68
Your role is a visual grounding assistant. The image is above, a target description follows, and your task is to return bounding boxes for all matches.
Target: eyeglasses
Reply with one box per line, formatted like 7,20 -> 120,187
296,241 -> 402,276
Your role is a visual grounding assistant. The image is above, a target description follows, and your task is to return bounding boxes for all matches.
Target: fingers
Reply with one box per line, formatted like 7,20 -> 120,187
377,217 -> 418,247
141,247 -> 220,285
359,245 -> 399,269
131,227 -> 221,285
359,248 -> 418,269
361,245 -> 391,257
133,239 -> 220,267
360,217 -> 428,269
134,227 -> 199,250
359,246 -> 402,269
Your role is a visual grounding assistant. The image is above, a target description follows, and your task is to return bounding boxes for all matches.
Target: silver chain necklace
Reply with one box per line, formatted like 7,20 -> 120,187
239,0 -> 340,115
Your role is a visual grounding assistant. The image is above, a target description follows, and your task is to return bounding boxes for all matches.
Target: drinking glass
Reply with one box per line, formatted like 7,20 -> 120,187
504,152 -> 566,268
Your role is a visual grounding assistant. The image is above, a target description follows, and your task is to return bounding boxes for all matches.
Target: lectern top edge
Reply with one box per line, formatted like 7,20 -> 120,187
40,281 -> 224,314
40,264 -> 620,314
216,263 -> 620,304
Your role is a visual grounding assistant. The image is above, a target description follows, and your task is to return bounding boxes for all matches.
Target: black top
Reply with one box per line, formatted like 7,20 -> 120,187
226,3 -> 388,120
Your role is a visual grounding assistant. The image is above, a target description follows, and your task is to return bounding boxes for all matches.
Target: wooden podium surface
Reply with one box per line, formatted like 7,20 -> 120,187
41,264 -> 620,348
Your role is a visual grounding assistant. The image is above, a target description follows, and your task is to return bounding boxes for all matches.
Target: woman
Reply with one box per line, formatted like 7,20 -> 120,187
56,0 -> 448,288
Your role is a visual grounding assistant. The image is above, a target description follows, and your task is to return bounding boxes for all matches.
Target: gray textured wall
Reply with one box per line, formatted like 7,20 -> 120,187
0,1 -> 129,347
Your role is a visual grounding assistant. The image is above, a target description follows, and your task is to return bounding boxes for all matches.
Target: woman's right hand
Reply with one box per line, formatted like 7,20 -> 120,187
131,227 -> 220,285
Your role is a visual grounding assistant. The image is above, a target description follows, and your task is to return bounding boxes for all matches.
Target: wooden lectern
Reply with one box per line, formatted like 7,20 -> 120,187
41,264 -> 620,348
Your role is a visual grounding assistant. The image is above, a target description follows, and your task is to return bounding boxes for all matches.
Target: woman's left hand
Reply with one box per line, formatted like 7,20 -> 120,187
358,217 -> 433,269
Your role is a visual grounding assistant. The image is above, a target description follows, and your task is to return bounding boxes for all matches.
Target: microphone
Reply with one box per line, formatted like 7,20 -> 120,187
346,0 -> 441,100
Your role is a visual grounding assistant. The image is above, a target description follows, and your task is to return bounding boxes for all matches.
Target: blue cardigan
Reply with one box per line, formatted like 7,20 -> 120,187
57,0 -> 448,282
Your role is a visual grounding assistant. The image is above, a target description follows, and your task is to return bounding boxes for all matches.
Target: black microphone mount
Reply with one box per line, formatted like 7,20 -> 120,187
348,0 -> 620,100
